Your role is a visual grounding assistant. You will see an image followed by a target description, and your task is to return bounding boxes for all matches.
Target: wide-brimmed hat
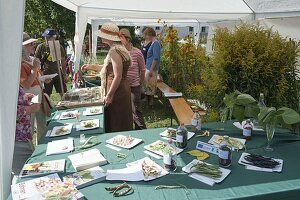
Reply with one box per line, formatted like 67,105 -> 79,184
42,28 -> 56,38
97,23 -> 121,42
23,32 -> 37,46
120,28 -> 132,40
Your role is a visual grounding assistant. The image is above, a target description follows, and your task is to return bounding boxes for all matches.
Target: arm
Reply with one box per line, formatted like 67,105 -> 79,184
137,51 -> 146,85
81,64 -> 103,72
104,50 -> 123,106
20,61 -> 40,89
150,41 -> 161,73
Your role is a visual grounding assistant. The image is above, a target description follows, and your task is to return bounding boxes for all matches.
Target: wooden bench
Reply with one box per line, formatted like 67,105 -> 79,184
169,98 -> 194,125
156,81 -> 193,125
157,81 -> 176,94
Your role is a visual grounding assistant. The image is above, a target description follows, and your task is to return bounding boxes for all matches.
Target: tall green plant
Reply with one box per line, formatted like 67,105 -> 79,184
212,23 -> 300,112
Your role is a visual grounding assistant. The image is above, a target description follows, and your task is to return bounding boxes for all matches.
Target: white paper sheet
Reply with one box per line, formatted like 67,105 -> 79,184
106,164 -> 144,181
38,73 -> 58,82
31,94 -> 39,104
46,138 -> 74,156
233,121 -> 264,131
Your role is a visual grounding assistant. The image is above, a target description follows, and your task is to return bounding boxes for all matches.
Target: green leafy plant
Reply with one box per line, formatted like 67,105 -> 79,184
258,107 -> 300,129
221,90 -> 259,122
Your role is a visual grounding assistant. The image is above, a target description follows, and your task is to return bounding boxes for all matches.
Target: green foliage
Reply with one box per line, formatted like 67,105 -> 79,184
221,90 -> 259,122
160,26 -> 208,93
258,106 -> 300,129
211,23 -> 300,112
25,0 -> 75,39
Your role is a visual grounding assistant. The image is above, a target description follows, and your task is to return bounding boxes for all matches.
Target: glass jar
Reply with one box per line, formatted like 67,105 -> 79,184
243,119 -> 253,140
191,111 -> 202,132
175,123 -> 188,149
218,135 -> 232,167
258,93 -> 266,108
163,140 -> 177,171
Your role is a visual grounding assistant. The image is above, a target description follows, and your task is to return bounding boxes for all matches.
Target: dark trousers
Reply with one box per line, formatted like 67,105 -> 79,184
131,86 -> 146,129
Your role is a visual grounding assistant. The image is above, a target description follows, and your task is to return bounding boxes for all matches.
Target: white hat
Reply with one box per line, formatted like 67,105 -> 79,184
23,32 -> 37,46
97,22 -> 121,42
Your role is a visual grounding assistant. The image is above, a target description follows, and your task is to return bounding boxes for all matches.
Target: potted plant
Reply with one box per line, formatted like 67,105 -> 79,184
258,107 -> 300,151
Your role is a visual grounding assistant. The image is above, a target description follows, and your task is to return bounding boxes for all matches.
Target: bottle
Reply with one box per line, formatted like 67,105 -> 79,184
258,93 -> 266,108
163,139 -> 176,171
175,123 -> 188,149
218,135 -> 232,167
191,111 -> 202,132
243,119 -> 253,140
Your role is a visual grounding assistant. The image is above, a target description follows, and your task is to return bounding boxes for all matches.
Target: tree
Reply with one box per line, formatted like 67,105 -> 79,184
24,0 -> 75,39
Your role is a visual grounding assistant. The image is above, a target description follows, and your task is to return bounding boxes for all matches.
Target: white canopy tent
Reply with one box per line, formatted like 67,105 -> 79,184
1,0 -> 300,198
89,18 -> 202,57
52,0 -> 300,70
52,0 -> 254,70
0,0 -> 25,199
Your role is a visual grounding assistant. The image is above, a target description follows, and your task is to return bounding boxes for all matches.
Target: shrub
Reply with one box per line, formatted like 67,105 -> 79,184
211,23 -> 300,112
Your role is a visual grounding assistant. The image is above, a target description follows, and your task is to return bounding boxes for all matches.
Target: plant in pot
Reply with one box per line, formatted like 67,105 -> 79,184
221,90 -> 260,123
258,107 -> 300,151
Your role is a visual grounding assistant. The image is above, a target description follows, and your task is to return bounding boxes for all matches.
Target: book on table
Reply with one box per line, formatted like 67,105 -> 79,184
68,149 -> 107,171
11,173 -> 84,200
19,159 -> 65,178
63,166 -> 106,189
46,138 -> 74,156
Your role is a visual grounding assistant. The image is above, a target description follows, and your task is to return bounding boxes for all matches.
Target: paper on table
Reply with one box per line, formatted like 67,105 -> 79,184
238,152 -> 283,172
39,73 -> 58,82
189,173 -> 215,186
106,164 -> 144,181
46,138 -> 74,156
31,95 -> 39,104
105,144 -> 121,152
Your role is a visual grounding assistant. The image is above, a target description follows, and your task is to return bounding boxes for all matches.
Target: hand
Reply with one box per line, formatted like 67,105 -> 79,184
149,69 -> 155,78
104,95 -> 113,107
44,78 -> 52,84
81,64 -> 89,72
26,103 -> 41,114
24,93 -> 35,102
32,58 -> 41,70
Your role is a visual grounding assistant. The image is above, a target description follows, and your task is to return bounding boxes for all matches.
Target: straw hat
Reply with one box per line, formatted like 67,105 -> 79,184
22,32 -> 37,46
97,22 -> 121,42
120,28 -> 132,40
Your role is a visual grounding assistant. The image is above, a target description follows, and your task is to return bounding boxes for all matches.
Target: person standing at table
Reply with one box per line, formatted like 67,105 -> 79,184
21,32 -> 51,144
120,28 -> 147,130
81,23 -> 133,133
35,28 -> 68,99
143,27 -> 161,108
141,27 -> 152,62
12,87 -> 40,177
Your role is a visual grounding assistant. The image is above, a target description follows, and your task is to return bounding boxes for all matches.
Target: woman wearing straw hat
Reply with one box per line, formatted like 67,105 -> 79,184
82,23 -> 133,132
20,32 -> 52,144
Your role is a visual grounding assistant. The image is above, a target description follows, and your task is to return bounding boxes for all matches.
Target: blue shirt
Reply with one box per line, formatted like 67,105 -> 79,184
146,40 -> 161,71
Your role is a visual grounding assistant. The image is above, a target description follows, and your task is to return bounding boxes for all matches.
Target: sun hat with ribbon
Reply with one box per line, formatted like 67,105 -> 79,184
22,32 -> 37,46
97,22 -> 122,42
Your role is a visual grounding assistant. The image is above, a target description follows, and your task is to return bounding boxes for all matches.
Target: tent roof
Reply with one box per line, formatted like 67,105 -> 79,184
52,0 -> 253,21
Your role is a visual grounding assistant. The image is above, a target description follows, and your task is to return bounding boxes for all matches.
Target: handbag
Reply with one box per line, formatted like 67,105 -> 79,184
41,92 -> 53,117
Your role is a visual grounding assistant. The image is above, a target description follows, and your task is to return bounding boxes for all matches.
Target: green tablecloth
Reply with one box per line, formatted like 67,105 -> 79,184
9,120 -> 300,200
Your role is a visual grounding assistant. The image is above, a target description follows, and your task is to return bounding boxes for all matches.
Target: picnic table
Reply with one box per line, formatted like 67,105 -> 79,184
8,111 -> 300,200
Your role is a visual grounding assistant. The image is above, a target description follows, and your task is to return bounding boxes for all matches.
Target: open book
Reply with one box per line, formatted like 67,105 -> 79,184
63,166 -> 106,189
11,173 -> 84,200
20,159 -> 65,178
68,149 -> 107,171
